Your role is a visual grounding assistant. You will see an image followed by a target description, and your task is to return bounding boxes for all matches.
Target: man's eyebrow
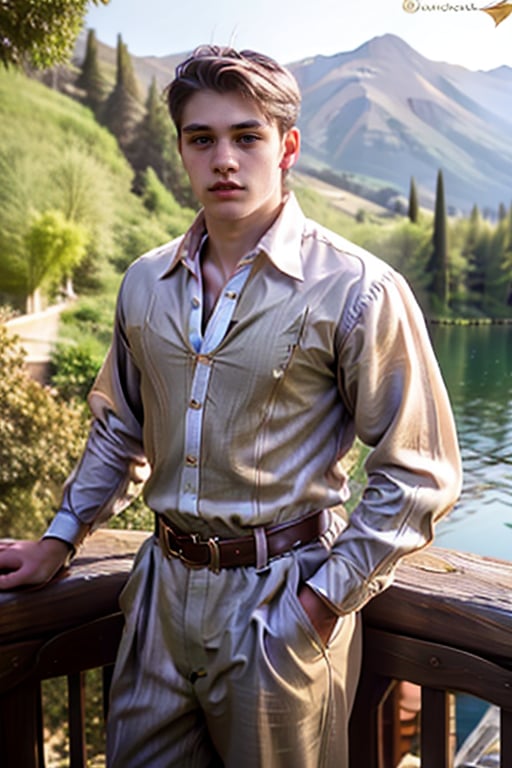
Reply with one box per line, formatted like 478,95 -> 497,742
181,119 -> 268,134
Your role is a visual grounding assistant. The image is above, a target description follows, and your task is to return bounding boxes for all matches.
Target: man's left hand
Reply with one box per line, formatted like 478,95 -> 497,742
298,583 -> 338,645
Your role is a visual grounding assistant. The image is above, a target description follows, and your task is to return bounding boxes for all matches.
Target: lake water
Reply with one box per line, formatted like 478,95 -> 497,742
430,323 -> 512,562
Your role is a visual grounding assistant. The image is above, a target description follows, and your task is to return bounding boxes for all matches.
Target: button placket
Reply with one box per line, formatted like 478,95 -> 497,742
179,264 -> 253,515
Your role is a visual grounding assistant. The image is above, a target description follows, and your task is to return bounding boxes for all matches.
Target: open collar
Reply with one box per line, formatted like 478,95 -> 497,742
158,192 -> 306,282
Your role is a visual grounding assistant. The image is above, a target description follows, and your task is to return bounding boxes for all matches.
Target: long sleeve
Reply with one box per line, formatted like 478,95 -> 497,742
306,270 -> 462,614
44,296 -> 149,549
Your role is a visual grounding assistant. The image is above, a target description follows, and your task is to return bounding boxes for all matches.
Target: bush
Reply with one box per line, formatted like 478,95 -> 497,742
0,326 -> 88,538
51,342 -> 103,402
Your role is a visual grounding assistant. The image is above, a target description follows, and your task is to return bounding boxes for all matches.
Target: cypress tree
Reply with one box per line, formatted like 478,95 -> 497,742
427,170 -> 449,309
464,205 -> 486,306
75,28 -> 105,116
130,78 -> 195,208
408,177 -> 419,224
102,35 -> 144,153
131,77 -> 172,184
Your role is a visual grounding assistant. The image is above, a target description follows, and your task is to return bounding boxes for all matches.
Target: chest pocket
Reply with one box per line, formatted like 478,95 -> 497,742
212,306 -> 310,408
267,307 -> 309,381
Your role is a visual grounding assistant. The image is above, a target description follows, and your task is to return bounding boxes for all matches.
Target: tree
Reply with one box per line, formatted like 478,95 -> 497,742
408,177 -> 419,224
75,28 -> 106,115
463,205 -> 489,308
483,224 -> 507,312
427,170 -> 449,311
504,204 -> 512,306
130,77 -> 173,186
102,35 -> 144,153
130,78 -> 195,207
24,210 -> 88,309
0,0 -> 109,70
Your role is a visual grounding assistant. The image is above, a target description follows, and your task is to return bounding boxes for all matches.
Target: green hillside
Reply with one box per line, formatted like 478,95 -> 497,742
0,67 -> 196,354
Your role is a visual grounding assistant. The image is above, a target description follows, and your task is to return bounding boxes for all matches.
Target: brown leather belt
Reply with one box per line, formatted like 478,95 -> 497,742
156,510 -> 328,573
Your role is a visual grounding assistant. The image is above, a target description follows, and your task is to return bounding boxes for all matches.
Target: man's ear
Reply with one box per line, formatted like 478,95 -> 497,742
280,127 -> 300,170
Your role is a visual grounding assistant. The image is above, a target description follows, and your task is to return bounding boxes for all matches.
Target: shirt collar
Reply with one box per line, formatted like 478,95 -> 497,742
159,192 -> 306,282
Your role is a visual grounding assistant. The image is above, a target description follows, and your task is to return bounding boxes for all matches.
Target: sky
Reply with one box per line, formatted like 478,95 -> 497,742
85,0 -> 512,72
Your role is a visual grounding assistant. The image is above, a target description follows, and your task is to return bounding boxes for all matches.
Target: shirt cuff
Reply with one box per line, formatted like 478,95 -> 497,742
43,510 -> 90,552
305,554 -> 395,615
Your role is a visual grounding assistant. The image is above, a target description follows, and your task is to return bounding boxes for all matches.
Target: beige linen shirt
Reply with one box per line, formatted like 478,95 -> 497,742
46,193 -> 462,614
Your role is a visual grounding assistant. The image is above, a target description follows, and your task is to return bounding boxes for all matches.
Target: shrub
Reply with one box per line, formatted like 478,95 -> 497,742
0,326 -> 88,538
51,342 -> 103,402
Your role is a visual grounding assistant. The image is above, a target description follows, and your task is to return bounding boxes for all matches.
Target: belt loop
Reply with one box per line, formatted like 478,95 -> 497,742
254,526 -> 268,570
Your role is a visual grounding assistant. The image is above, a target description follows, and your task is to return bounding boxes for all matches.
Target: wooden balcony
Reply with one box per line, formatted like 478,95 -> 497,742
1,530 -> 511,767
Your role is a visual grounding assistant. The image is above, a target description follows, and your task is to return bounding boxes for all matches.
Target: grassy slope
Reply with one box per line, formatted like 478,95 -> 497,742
0,69 -> 196,355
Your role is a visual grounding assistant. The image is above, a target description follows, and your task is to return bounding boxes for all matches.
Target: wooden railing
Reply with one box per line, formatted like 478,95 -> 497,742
1,530 -> 511,767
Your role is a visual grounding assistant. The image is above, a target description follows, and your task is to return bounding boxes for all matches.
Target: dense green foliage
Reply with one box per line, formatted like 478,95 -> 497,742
0,67 -> 194,313
0,0 -> 109,69
0,326 -> 87,538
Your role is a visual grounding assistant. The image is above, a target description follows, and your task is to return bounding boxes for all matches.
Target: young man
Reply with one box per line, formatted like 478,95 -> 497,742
0,46 -> 462,767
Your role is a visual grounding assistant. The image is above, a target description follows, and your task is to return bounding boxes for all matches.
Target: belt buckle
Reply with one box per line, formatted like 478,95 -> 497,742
160,522 -> 202,569
173,532 -> 207,570
207,537 -> 221,574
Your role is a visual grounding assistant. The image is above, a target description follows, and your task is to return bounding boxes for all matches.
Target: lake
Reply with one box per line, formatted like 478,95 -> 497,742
431,323 -> 512,562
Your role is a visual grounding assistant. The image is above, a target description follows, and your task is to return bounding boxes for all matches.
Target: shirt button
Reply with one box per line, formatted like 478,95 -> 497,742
196,354 -> 211,365
189,399 -> 202,410
191,296 -> 201,308
225,290 -> 237,300
185,455 -> 198,467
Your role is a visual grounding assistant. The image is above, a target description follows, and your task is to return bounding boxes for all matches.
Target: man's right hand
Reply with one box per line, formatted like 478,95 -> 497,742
0,538 -> 72,590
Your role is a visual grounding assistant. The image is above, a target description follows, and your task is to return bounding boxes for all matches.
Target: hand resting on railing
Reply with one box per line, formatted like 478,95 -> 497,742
0,537 -> 72,589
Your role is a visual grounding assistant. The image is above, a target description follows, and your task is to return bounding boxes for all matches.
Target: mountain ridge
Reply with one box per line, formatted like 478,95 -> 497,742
288,33 -> 512,213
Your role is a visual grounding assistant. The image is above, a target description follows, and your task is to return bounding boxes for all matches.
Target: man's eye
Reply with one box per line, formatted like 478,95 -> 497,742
239,134 -> 260,144
191,136 -> 212,145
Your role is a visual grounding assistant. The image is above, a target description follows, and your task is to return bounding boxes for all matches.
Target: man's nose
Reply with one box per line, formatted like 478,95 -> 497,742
212,140 -> 238,173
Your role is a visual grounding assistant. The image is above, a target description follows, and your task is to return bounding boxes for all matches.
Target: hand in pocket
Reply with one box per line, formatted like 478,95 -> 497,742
298,583 -> 338,645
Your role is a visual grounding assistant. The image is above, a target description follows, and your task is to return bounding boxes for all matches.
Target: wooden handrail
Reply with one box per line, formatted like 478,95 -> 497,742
350,547 -> 512,767
1,531 -> 511,767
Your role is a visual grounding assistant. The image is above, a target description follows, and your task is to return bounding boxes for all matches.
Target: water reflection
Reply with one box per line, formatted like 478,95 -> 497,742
430,324 -> 512,561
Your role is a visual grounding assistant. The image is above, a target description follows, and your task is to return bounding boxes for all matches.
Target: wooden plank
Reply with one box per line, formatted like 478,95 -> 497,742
349,668 -> 394,768
0,681 -> 41,768
420,687 -> 450,768
68,672 -> 87,768
501,709 -> 512,768
364,547 -> 512,663
0,530 -> 148,646
363,628 -> 512,709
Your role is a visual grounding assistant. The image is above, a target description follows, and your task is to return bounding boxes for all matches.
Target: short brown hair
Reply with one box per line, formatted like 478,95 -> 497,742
166,45 -> 301,136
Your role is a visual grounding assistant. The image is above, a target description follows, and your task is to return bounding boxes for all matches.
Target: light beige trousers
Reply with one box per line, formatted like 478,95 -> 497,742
106,534 -> 362,768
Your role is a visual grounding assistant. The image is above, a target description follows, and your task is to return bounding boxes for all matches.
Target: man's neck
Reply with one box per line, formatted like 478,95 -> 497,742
202,201 -> 284,278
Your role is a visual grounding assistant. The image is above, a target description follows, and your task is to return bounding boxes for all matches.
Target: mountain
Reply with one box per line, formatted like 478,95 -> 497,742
288,34 -> 512,213
76,32 -> 512,213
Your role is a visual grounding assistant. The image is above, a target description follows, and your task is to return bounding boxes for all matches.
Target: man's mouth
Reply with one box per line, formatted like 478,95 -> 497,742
209,182 -> 244,191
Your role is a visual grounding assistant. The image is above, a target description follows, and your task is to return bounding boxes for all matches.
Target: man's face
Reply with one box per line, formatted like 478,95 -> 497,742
178,89 -> 299,228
